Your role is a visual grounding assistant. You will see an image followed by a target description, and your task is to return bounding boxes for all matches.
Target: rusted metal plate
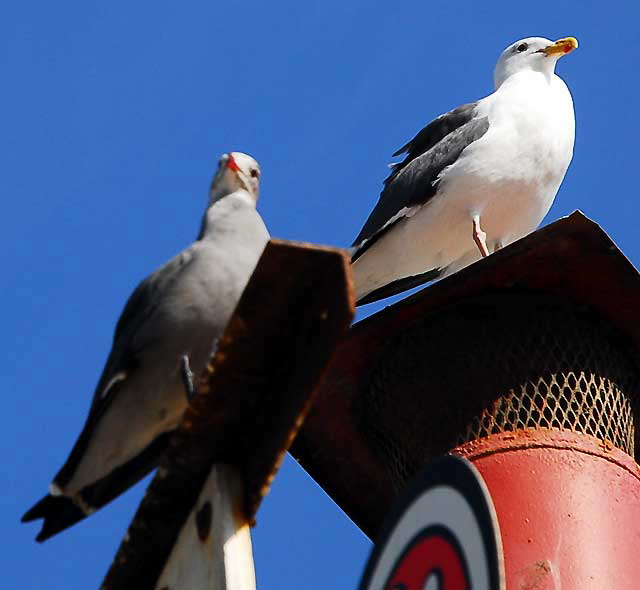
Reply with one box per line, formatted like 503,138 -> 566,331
102,239 -> 355,590
290,212 -> 640,539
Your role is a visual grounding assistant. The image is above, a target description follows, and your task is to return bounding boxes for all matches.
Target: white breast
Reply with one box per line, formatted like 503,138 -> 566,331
439,70 -> 575,245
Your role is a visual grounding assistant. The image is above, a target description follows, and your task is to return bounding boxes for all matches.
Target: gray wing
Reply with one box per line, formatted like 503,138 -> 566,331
90,247 -> 197,410
48,247 -> 198,494
352,102 -> 489,259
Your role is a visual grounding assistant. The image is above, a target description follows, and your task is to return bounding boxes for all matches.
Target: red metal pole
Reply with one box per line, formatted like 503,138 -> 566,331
454,429 -> 640,589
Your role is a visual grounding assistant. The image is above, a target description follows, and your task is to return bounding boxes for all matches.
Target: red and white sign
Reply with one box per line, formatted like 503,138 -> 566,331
360,456 -> 504,590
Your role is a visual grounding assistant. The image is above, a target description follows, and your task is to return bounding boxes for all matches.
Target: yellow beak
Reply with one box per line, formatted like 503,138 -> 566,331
543,37 -> 579,57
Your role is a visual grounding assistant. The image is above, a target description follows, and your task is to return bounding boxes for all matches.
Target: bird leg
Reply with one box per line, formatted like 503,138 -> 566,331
180,354 -> 198,401
472,215 -> 490,258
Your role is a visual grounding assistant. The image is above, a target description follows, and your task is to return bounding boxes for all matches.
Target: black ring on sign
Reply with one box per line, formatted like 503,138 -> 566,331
359,455 -> 504,590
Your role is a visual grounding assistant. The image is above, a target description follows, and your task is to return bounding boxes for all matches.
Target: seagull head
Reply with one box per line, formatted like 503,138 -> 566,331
209,152 -> 261,204
494,36 -> 578,88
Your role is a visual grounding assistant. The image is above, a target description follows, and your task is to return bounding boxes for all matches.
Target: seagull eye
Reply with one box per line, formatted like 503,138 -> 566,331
516,43 -> 528,53
250,169 -> 260,178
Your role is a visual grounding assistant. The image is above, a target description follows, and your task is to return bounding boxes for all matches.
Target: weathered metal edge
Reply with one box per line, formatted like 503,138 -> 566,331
291,212 -> 640,538
102,239 -> 355,589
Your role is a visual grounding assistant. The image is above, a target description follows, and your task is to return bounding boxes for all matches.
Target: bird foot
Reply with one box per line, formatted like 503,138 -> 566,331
472,216 -> 490,258
180,355 -> 198,401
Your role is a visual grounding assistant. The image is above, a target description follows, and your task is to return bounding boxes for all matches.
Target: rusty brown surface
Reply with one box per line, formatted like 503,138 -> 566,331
290,211 -> 640,539
102,239 -> 354,590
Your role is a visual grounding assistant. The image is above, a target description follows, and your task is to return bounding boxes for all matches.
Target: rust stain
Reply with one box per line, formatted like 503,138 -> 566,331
195,501 -> 212,542
518,560 -> 555,590
453,429 -> 640,482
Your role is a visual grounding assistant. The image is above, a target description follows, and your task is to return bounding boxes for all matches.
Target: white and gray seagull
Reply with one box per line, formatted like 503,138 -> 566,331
352,36 -> 578,305
23,152 -> 270,541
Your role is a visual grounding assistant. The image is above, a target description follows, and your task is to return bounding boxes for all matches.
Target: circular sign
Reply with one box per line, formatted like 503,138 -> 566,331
360,456 -> 504,590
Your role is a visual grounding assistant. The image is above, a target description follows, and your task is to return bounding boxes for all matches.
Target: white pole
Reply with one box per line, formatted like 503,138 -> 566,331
155,464 -> 255,590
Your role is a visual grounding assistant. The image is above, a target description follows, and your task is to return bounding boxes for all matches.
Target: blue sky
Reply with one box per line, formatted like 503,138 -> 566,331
4,1 -> 640,588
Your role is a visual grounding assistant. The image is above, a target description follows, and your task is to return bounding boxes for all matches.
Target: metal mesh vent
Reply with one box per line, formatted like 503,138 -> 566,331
463,373 -> 634,452
357,292 -> 640,489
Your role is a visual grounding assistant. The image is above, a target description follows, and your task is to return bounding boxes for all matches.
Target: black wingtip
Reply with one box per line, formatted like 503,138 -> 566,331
356,267 -> 444,306
22,431 -> 172,542
22,494 -> 54,522
22,495 -> 87,542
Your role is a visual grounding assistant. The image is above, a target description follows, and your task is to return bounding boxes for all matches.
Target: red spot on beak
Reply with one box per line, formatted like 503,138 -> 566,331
226,153 -> 240,172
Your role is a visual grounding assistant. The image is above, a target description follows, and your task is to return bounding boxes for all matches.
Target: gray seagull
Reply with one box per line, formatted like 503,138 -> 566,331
23,152 -> 270,541
352,36 -> 578,305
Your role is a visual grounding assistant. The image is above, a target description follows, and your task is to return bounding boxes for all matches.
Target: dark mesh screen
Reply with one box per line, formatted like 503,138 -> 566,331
358,292 -> 639,489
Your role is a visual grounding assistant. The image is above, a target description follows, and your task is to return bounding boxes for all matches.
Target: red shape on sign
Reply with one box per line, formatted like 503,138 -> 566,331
386,529 -> 469,590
